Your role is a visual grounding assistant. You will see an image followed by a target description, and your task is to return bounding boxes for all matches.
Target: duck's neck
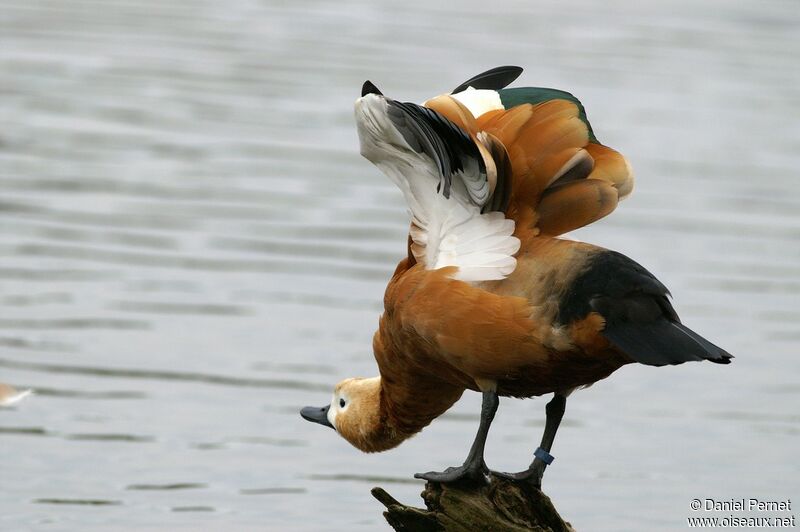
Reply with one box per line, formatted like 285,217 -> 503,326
338,373 -> 462,453
379,371 -> 465,437
371,321 -> 465,438
343,258 -> 465,452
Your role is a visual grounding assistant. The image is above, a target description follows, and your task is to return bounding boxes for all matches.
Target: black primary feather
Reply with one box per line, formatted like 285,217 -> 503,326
452,66 -> 523,94
386,100 -> 485,200
362,80 -> 383,97
559,251 -> 733,366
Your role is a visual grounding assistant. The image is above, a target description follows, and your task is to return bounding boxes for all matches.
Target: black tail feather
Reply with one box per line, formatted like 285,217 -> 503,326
604,320 -> 733,367
671,322 -> 733,364
560,249 -> 733,367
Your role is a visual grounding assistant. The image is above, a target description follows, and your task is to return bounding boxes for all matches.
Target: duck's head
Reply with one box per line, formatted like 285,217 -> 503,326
300,376 -> 406,453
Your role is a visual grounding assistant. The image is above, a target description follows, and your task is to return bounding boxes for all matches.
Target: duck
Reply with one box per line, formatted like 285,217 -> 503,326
301,66 -> 732,487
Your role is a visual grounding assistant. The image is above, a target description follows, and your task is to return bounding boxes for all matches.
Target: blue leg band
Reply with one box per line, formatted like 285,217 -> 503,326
534,447 -> 554,465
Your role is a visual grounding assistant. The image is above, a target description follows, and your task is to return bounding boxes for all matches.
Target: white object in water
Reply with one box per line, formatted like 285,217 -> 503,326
0,382 -> 33,406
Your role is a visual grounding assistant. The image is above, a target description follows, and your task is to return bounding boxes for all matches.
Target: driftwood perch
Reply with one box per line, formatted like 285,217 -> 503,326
372,477 -> 575,532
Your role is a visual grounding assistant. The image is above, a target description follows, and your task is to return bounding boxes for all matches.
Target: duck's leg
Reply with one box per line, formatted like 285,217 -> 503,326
414,390 -> 499,484
494,393 -> 567,488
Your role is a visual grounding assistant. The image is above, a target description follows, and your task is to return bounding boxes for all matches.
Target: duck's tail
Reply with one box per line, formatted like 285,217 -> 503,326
604,319 -> 734,366
563,250 -> 734,367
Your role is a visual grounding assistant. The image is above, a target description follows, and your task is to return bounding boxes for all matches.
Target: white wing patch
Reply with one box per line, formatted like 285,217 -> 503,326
356,94 -> 519,283
373,152 -> 520,283
449,87 -> 504,119
410,205 -> 519,282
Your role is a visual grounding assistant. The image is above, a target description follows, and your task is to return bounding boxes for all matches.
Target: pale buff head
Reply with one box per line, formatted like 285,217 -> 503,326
300,376 -> 409,453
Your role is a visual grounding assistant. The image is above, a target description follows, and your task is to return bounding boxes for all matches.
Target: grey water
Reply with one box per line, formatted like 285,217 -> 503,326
1,0 -> 798,530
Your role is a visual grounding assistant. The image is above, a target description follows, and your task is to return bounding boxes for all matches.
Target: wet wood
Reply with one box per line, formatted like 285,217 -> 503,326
372,477 -> 575,532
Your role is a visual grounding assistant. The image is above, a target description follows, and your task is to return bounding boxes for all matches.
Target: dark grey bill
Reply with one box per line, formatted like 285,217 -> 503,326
300,405 -> 334,430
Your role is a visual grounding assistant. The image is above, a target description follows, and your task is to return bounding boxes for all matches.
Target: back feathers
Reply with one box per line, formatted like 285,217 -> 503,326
434,71 -> 635,238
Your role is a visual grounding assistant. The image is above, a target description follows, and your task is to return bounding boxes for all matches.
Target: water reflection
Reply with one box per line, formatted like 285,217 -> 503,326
239,487 -> 306,495
33,499 -> 122,506
126,483 -> 207,491
0,357 -> 329,391
309,474 -> 422,485
65,433 -> 155,443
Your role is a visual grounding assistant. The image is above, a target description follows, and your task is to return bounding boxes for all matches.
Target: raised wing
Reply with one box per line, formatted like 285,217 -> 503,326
386,100 -> 487,204
355,93 -> 520,282
354,68 -> 634,281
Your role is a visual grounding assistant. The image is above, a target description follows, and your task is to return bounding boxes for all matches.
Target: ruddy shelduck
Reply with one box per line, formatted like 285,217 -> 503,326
301,66 -> 732,486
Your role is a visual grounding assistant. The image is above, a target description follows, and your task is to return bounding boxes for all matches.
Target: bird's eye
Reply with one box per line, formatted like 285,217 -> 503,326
339,398 -> 346,408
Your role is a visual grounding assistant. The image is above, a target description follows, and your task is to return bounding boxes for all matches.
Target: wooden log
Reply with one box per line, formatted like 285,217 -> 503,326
372,477 -> 575,532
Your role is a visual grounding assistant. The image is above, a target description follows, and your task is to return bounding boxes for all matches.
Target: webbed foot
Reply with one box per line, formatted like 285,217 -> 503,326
414,461 -> 488,485
491,465 -> 544,488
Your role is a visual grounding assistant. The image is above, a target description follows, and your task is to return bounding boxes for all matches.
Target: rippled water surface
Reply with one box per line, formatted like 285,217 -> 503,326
1,0 -> 799,530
